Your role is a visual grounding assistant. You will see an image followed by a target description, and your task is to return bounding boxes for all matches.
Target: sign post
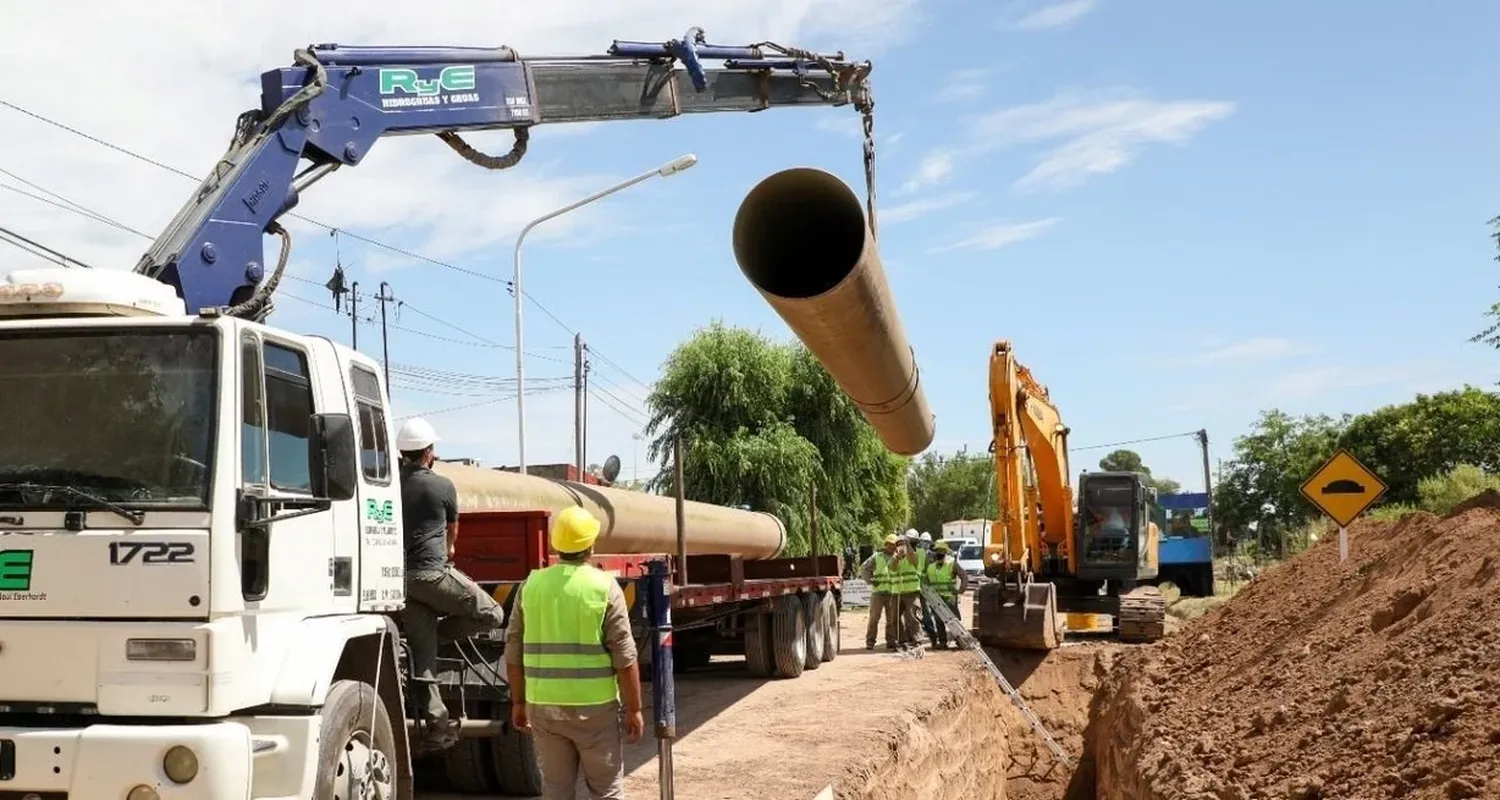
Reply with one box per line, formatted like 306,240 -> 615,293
1299,449 -> 1388,562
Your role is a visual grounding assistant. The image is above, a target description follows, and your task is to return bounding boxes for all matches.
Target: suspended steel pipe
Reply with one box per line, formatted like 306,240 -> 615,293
732,167 -> 935,456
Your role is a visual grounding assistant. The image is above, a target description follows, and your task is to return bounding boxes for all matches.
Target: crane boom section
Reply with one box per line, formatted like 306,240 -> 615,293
987,340 -> 1076,577
131,31 -> 874,319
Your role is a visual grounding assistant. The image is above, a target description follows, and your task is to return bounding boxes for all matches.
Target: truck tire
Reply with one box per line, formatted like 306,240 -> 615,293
443,739 -> 498,794
490,721 -> 544,797
744,610 -> 775,677
313,680 -> 398,800
802,592 -> 825,670
819,591 -> 840,662
770,595 -> 807,679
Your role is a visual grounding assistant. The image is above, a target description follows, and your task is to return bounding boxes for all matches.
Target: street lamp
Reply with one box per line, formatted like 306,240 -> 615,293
632,431 -> 643,484
512,154 -> 698,475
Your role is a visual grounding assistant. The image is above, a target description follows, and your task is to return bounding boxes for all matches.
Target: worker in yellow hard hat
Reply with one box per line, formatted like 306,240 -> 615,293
504,505 -> 644,798
858,533 -> 902,650
923,540 -> 969,649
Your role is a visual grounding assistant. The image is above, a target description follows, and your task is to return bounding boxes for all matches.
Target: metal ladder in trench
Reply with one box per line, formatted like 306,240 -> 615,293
920,586 -> 1073,769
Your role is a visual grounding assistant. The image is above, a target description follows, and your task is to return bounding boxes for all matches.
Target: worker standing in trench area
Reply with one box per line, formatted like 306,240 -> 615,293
859,534 -> 902,650
505,505 -> 646,800
923,541 -> 969,649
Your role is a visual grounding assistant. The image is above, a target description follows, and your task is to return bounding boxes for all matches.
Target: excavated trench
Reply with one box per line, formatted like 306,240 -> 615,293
838,644 -> 1119,800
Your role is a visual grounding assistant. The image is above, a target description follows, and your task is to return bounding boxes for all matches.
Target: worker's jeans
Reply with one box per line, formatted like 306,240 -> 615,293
865,592 -> 898,648
895,592 -> 922,646
928,595 -> 960,646
402,566 -> 507,724
530,701 -> 626,800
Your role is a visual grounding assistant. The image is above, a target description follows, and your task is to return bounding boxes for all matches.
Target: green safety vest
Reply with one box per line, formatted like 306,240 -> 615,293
519,563 -> 619,707
926,560 -> 957,600
892,555 -> 921,595
870,553 -> 894,593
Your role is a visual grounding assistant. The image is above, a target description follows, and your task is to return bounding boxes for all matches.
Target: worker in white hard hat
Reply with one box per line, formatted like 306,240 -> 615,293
505,505 -> 643,799
858,533 -> 903,650
397,417 -> 506,752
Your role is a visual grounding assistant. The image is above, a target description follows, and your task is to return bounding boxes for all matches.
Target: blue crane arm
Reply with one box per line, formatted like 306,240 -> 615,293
130,29 -> 875,320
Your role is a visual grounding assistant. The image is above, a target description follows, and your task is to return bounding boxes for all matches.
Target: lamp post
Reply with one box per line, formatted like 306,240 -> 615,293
632,431 -> 643,484
512,154 -> 698,475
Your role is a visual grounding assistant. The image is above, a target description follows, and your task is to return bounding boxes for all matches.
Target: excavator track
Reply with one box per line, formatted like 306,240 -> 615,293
1116,585 -> 1167,643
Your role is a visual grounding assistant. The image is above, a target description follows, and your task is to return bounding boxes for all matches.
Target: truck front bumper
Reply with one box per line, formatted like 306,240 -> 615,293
0,721 -> 251,800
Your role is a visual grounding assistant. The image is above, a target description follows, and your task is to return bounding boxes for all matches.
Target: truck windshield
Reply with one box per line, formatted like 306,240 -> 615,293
0,329 -> 217,507
1081,478 -> 1136,563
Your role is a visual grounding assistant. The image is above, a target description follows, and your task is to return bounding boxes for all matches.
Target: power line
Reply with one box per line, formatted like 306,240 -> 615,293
0,98 -> 651,390
0,182 -> 153,239
1071,431 -> 1201,453
588,385 -> 648,427
0,224 -> 96,269
398,384 -> 568,421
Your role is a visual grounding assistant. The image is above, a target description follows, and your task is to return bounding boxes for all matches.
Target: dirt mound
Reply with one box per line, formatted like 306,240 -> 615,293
1093,500 -> 1500,799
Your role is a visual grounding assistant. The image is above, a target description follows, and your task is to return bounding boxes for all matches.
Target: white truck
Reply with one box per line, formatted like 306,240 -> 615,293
0,29 -> 876,800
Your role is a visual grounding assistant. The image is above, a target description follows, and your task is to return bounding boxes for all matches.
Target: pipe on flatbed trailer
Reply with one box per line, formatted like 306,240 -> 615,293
434,462 -> 787,559
732,167 -> 936,456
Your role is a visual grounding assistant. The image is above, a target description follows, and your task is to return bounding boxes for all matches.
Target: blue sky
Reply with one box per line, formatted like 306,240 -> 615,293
2,0 -> 1497,492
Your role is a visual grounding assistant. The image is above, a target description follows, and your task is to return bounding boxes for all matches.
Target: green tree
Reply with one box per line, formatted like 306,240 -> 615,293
642,322 -> 908,556
1097,448 -> 1182,495
1211,410 -> 1348,533
1472,216 -> 1500,353
1339,386 -> 1500,504
905,449 -> 993,535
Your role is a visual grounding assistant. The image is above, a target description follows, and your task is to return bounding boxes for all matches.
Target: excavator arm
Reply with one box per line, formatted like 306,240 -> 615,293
132,29 -> 875,318
985,339 -> 1075,578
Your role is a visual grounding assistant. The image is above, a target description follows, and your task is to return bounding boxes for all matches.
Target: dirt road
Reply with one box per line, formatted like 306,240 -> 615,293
621,603 -> 978,798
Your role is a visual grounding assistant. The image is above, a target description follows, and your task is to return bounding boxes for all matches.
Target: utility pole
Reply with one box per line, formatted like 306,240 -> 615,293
376,282 -> 395,389
348,281 -> 360,350
574,333 -> 585,476
582,349 -> 591,473
1197,429 -> 1213,538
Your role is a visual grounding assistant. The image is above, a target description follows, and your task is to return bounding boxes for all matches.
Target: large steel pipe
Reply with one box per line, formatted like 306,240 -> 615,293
433,462 -> 787,559
732,167 -> 935,455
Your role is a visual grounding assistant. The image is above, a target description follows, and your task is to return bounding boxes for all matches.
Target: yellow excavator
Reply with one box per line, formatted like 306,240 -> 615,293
974,340 -> 1167,650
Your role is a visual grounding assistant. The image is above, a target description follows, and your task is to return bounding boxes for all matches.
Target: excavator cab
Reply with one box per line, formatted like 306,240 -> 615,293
1075,471 -> 1160,584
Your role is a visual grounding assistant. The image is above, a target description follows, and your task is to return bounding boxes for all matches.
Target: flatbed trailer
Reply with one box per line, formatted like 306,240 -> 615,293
414,508 -> 844,794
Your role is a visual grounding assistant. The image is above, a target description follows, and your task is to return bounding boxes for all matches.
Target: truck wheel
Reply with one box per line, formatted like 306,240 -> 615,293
313,680 -> 397,800
490,720 -> 544,797
819,591 -> 840,662
770,595 -> 807,679
802,593 -> 825,670
744,610 -> 775,677
442,699 -> 498,794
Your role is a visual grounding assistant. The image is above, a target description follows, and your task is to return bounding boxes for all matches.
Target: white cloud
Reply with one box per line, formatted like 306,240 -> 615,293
0,0 -> 925,279
881,191 -> 975,224
930,217 -> 1062,252
936,68 -> 997,103
1180,337 -> 1316,366
900,149 -> 958,193
899,89 -> 1235,193
1004,0 -> 1097,31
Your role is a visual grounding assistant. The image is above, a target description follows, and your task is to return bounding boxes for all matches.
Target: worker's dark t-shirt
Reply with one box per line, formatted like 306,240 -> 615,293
401,462 -> 458,573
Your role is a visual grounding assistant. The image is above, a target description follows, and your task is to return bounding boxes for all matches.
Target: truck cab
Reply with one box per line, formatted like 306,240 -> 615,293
0,267 -> 416,799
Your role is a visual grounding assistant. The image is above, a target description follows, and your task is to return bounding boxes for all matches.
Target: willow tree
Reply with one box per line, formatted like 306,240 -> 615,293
643,321 -> 908,556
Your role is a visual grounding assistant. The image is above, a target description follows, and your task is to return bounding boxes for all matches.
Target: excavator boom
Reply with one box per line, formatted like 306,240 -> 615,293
132,29 -> 874,319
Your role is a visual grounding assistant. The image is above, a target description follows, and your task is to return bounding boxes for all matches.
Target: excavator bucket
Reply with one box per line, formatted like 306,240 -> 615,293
974,581 -> 1064,651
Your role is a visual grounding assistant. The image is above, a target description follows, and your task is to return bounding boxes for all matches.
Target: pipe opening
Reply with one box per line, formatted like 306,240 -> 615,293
732,168 -> 868,300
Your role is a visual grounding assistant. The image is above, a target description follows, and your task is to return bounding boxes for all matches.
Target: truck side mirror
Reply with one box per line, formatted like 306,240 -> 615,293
308,412 -> 358,502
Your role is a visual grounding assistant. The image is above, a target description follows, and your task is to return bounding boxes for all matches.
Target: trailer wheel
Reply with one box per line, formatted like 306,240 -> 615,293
819,591 -> 840,662
442,699 -> 498,794
312,680 -> 398,800
743,611 -> 775,677
802,592 -> 826,670
490,719 -> 544,797
770,595 -> 807,679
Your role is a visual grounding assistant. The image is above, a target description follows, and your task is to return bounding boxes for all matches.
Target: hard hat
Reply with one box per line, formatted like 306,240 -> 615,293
904,528 -> 919,540
933,540 -> 951,553
883,533 -> 899,546
396,417 -> 440,451
919,532 -> 933,542
551,506 -> 601,553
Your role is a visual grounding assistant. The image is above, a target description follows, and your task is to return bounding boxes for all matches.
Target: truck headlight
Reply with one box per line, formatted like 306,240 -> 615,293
163,745 -> 199,783
125,638 -> 196,662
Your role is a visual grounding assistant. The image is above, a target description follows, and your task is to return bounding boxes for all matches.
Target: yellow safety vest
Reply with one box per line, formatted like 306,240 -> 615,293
926,560 -> 957,600
892,555 -> 920,595
519,563 -> 618,706
871,553 -> 894,593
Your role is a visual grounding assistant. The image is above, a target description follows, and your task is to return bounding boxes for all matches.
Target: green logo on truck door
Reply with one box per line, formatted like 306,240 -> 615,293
365,500 -> 395,524
0,550 -> 33,591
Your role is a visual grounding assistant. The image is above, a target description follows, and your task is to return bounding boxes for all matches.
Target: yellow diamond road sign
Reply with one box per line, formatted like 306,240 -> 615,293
1300,449 -> 1388,528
